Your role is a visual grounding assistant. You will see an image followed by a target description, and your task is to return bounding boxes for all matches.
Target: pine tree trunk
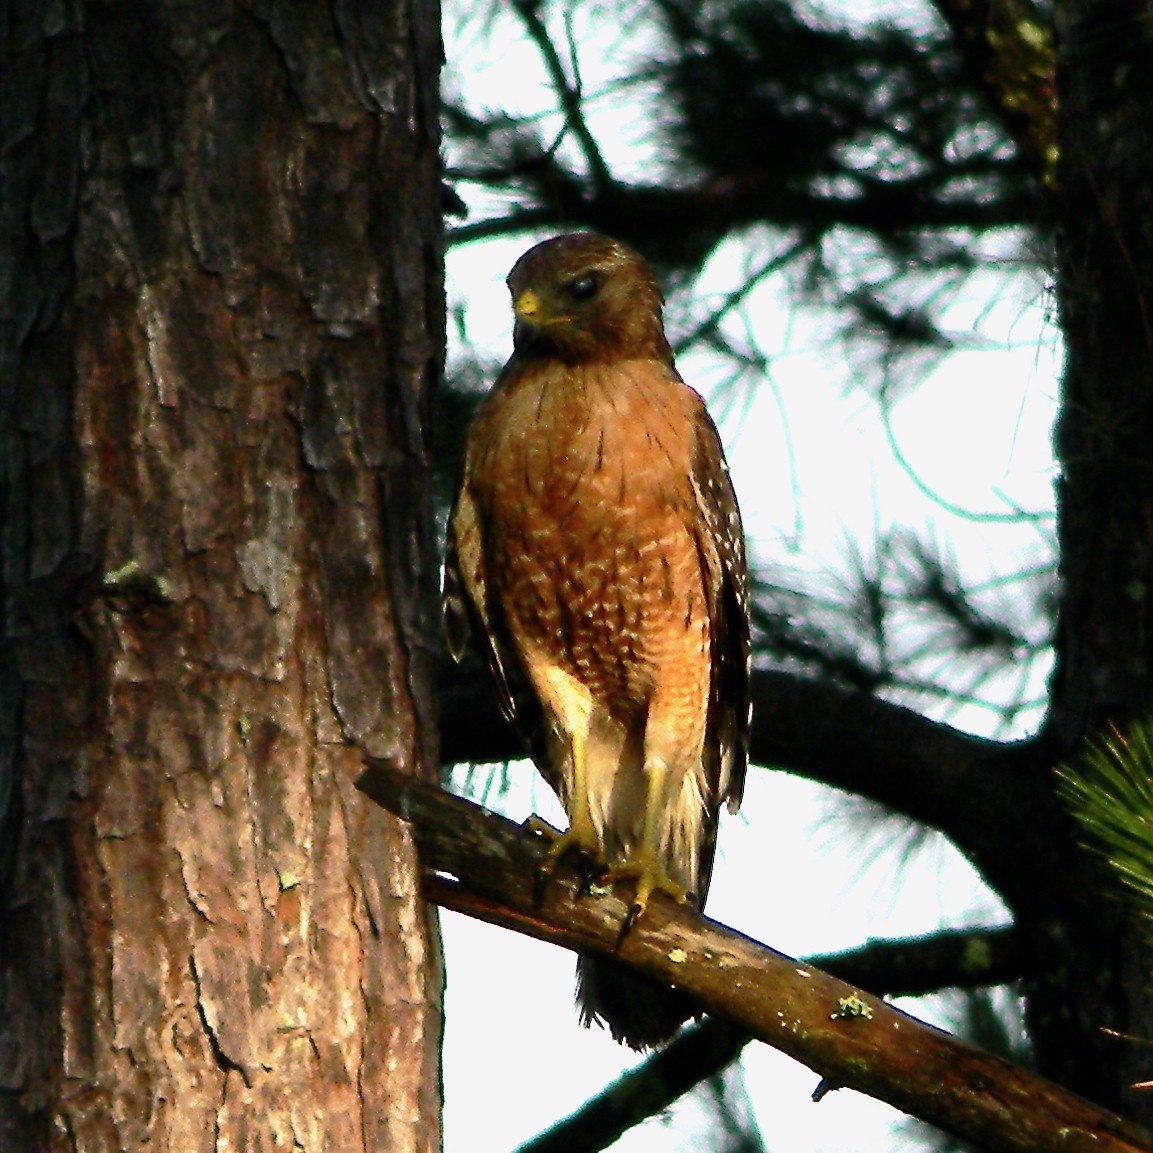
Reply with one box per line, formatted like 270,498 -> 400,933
0,3 -> 444,1149
1038,0 -> 1153,1124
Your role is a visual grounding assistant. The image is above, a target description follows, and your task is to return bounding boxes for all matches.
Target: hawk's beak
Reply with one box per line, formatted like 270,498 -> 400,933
514,289 -> 542,322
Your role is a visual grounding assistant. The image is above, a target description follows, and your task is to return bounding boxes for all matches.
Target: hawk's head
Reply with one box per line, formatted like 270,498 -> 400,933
507,233 -> 670,365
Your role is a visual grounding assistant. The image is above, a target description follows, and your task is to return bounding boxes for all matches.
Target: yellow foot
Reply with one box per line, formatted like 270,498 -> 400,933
527,816 -> 605,903
603,852 -> 692,927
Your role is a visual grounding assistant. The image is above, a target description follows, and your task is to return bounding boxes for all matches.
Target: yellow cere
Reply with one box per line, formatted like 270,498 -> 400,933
514,289 -> 541,320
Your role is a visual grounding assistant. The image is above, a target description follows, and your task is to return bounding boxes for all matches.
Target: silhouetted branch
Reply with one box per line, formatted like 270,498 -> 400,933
510,0 -> 613,190
446,172 -> 1041,259
357,763 -> 1152,1153
517,1020 -> 750,1153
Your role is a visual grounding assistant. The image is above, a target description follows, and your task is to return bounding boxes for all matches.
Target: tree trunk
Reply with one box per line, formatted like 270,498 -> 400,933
0,3 -> 444,1150
1039,0 -> 1153,1124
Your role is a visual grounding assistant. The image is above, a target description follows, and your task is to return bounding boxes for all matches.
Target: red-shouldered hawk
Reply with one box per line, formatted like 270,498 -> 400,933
444,233 -> 750,1049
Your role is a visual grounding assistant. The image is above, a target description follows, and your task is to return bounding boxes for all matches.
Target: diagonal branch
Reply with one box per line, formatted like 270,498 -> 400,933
510,0 -> 614,191
357,762 -> 1153,1153
517,1019 -> 749,1153
517,925 -> 1031,1153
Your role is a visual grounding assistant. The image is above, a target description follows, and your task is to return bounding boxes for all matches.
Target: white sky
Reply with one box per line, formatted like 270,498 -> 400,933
439,2 -> 1059,1149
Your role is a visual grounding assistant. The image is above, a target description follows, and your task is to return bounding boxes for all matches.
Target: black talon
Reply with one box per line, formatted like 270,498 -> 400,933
615,902 -> 643,950
575,856 -> 606,896
533,865 -> 549,907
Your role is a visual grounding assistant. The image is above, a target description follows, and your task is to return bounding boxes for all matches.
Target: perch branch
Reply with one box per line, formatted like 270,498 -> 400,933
357,762 -> 1153,1153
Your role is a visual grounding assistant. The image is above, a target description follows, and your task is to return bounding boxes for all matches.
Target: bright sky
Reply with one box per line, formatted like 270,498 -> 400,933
439,2 -> 1060,1149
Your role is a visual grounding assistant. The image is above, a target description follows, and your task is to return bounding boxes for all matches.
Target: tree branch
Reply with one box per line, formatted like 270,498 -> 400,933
517,1019 -> 750,1153
357,763 -> 1153,1153
446,168 -> 1042,267
516,926 -> 1031,1153
438,662 -> 1045,908
747,672 -> 1047,907
509,0 -> 614,191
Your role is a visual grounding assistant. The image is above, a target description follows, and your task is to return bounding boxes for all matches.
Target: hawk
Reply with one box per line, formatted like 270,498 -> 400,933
444,233 -> 750,1049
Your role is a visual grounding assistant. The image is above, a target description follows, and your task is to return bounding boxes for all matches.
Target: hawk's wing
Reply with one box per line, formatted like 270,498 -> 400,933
686,394 -> 752,892
444,483 -> 516,718
444,482 -> 554,774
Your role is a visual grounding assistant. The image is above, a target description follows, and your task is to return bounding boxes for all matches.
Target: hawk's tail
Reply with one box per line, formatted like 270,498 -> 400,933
576,954 -> 700,1050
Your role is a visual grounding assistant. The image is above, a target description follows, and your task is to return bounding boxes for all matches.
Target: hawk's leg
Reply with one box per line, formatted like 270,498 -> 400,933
534,726 -> 605,901
602,755 -> 692,932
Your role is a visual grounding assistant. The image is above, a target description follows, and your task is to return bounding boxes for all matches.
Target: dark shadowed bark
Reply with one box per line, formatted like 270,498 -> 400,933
1021,0 -> 1153,1121
0,2 -> 444,1149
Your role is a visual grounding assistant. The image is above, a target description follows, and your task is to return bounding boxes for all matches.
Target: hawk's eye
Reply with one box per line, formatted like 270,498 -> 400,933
565,274 -> 599,302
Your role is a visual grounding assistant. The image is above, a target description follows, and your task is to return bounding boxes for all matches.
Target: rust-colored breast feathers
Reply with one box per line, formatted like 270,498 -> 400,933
469,357 -> 711,721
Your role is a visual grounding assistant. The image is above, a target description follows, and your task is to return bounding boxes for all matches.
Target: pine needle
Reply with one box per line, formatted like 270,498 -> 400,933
1056,719 -> 1153,927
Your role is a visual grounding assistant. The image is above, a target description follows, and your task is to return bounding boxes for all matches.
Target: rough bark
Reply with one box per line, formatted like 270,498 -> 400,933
0,2 -> 444,1150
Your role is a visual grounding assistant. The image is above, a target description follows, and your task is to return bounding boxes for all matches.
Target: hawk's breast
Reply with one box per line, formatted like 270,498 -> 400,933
475,359 -> 711,716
